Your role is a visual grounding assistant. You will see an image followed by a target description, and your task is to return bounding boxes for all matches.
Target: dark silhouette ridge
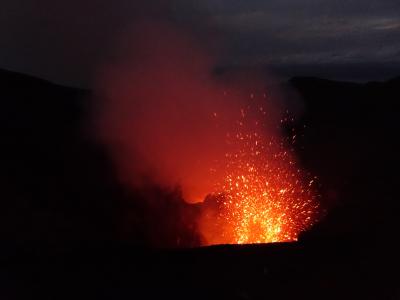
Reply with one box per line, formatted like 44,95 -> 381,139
289,76 -> 399,243
0,69 -> 399,299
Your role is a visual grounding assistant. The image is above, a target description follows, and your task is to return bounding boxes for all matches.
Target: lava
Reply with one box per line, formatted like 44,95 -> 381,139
93,21 -> 320,247
198,100 -> 319,245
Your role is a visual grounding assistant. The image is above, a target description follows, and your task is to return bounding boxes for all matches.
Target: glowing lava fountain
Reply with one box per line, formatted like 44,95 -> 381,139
198,102 -> 320,246
92,21 -> 321,247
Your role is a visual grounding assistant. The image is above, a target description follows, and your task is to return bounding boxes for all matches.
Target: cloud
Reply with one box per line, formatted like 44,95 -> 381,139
0,0 -> 399,85
193,1 -> 400,66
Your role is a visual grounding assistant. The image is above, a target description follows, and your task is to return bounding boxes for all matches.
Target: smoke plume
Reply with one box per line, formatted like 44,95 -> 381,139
92,20 -> 283,203
90,20 -> 320,246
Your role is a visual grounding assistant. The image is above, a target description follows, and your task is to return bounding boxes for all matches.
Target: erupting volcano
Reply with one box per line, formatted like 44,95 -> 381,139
93,21 -> 321,247
199,103 -> 319,245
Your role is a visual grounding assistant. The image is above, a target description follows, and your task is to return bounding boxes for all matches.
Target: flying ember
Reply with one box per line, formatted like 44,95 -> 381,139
198,97 -> 320,245
93,22 -> 321,247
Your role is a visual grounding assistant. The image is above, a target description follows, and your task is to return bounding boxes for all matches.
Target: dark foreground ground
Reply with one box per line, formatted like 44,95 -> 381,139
1,239 -> 399,299
0,69 -> 399,299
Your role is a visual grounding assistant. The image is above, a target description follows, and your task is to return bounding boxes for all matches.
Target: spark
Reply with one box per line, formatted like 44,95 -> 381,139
199,103 -> 320,245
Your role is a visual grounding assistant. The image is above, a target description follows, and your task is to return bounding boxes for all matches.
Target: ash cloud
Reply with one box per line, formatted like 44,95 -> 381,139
91,20 -> 284,205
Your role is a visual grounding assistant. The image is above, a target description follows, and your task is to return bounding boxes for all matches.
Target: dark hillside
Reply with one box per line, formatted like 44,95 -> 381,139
0,70 -> 399,299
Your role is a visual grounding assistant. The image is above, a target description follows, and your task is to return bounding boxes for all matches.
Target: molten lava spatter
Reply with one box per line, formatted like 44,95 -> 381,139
198,100 -> 319,245
93,21 -> 321,248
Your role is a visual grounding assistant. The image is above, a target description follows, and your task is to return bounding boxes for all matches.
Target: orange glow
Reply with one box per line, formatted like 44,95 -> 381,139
198,103 -> 319,245
93,21 -> 321,246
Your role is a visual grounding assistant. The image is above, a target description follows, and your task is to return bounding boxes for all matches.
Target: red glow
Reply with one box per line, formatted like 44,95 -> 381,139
93,21 -> 320,246
198,104 -> 319,245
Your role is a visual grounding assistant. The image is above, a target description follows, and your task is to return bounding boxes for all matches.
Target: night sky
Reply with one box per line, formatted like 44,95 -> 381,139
1,2 -> 400,297
1,0 -> 399,86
